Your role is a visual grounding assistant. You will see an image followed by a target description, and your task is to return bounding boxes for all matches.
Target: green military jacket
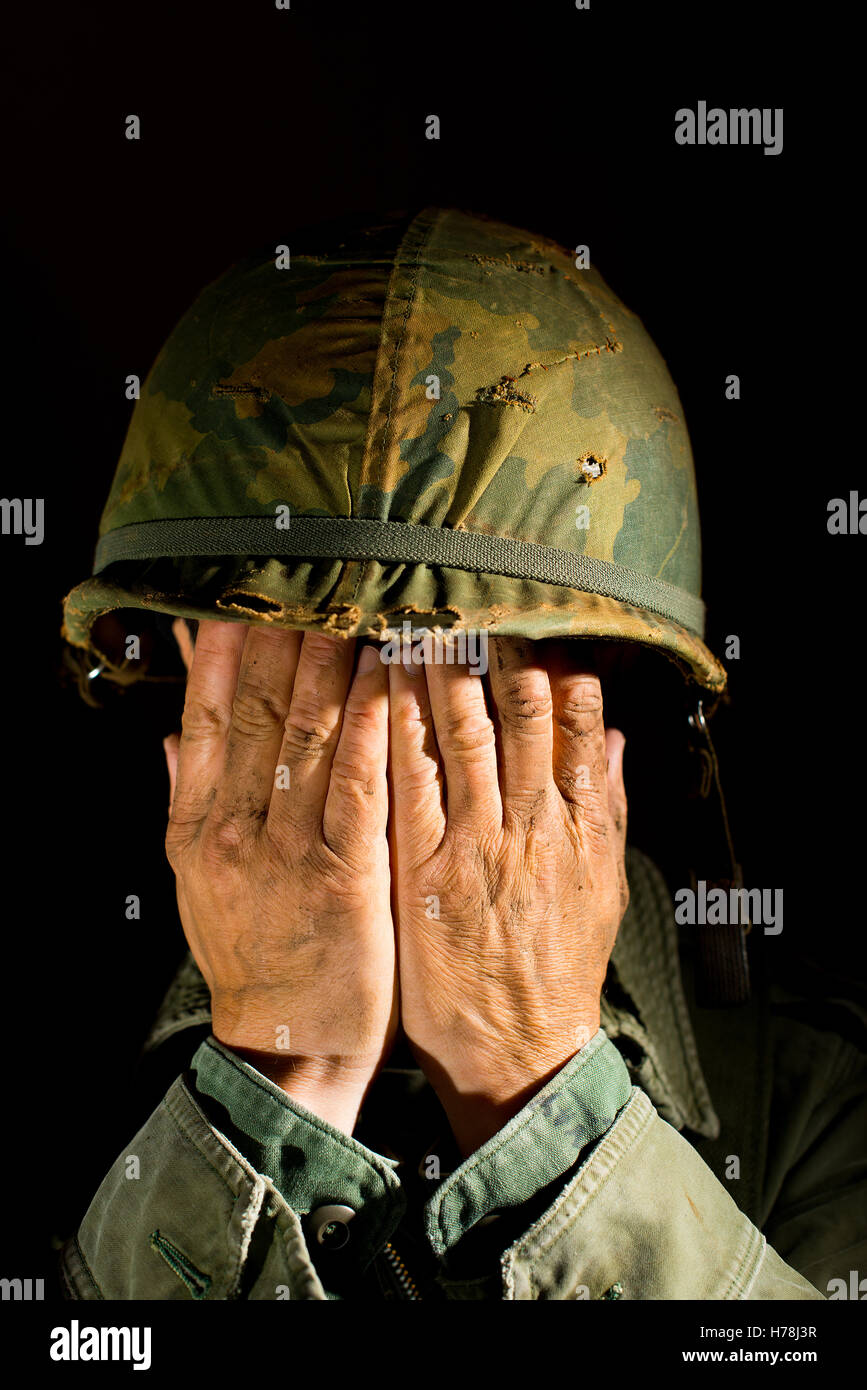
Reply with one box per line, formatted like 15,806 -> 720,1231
59,848 -> 866,1301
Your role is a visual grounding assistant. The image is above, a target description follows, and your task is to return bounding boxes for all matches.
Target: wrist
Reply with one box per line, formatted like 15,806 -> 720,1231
414,1024 -> 599,1158
437,1065 -> 572,1158
223,1045 -> 374,1135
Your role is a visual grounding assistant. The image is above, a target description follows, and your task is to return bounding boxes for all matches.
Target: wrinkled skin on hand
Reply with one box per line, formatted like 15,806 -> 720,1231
387,637 -> 628,1156
164,621 -> 627,1152
163,619 -> 397,1134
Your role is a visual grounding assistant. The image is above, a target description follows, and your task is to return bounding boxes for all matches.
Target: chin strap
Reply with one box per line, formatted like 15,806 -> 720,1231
685,696 -> 751,1007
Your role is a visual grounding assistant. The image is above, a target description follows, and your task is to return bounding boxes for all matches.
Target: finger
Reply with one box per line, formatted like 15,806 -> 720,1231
322,643 -> 390,858
487,636 -> 554,810
170,618 -> 247,830
387,650 -> 446,865
210,626 -> 301,830
172,617 -> 195,675
605,727 -> 628,855
605,727 -> 629,915
547,650 -> 610,834
163,733 -> 179,818
424,637 -> 501,835
268,632 -> 357,836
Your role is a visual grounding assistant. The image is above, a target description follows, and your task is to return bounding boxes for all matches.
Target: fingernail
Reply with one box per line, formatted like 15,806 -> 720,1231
610,734 -> 626,774
358,644 -> 380,674
401,652 -> 423,676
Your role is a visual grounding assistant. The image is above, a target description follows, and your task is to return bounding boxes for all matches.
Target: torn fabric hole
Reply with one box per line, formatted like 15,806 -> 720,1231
578,454 -> 607,484
475,376 -> 538,413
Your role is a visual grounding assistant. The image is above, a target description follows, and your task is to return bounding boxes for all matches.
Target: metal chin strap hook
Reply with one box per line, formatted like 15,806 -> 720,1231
688,698 -> 708,736
685,689 -> 752,1004
688,698 -> 714,799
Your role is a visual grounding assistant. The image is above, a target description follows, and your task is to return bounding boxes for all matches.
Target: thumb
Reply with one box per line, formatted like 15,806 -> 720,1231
163,732 -> 180,818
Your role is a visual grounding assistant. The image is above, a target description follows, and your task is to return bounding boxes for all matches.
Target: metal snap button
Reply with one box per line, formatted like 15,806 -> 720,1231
309,1204 -> 356,1250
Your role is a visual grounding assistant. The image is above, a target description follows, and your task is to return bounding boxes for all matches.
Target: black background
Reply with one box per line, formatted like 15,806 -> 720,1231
1,0 -> 857,1281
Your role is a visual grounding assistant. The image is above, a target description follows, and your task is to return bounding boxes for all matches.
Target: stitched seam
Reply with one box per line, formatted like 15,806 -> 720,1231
527,1123 -> 651,1267
209,1151 -> 313,1296
163,1085 -> 247,1191
58,1258 -> 76,1301
202,1074 -> 404,1276
229,1177 -> 267,1298
168,1102 -> 274,1296
199,1044 -> 405,1253
379,210 -> 438,478
68,1236 -> 104,1300
149,1229 -> 212,1299
499,1090 -> 652,1294
722,1215 -> 761,1299
736,1230 -> 767,1301
350,209 -> 438,607
278,1222 -> 325,1300
723,1220 -> 764,1300
501,1250 -> 516,1301
519,1091 -> 655,1260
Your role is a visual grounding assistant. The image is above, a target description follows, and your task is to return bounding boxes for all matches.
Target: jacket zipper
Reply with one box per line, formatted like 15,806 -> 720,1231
383,1241 -> 423,1300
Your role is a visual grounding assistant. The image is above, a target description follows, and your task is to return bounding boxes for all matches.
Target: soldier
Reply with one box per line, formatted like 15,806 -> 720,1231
59,208 -> 864,1300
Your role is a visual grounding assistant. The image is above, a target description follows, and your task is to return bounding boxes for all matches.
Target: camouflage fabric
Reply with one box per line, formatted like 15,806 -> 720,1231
61,207 -> 726,692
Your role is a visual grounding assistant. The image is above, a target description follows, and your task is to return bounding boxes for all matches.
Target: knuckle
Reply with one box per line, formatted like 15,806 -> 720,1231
328,754 -> 380,796
499,680 -> 553,730
393,698 -> 434,740
441,711 -> 495,755
561,674 -> 603,710
503,784 -> 550,816
181,698 -> 230,742
577,807 -> 612,853
231,683 -> 289,736
399,703 -> 430,731
341,697 -> 382,734
557,692 -> 604,737
394,763 -> 440,797
440,830 -> 498,893
559,765 -> 603,795
201,815 -> 247,865
282,701 -> 333,757
301,632 -> 346,670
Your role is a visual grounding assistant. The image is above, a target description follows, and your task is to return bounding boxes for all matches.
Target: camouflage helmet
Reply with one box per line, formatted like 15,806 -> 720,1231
61,206 -> 726,693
